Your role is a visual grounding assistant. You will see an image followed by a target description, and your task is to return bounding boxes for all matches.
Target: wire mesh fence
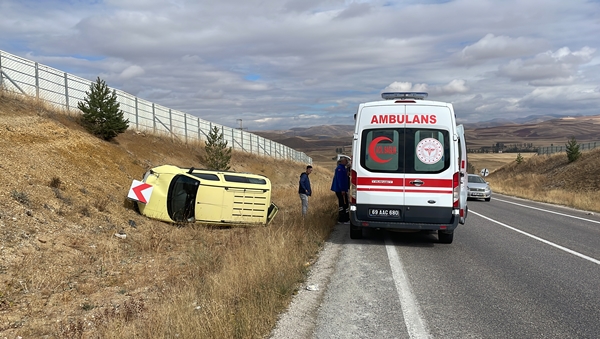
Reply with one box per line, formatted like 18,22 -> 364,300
537,141 -> 599,155
0,49 -> 312,164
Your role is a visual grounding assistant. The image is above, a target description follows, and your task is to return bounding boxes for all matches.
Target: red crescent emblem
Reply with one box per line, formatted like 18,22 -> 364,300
368,136 -> 393,163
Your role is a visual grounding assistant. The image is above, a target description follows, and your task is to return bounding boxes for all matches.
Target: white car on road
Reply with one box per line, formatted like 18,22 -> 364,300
467,174 -> 492,201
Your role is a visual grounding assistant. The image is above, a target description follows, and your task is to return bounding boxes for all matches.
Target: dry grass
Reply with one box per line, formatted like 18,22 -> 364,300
487,148 -> 600,212
467,152 -> 537,174
0,89 -> 338,338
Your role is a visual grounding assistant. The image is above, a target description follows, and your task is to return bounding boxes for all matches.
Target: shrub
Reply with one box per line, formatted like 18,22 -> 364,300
565,136 -> 581,162
11,190 -> 29,205
516,153 -> 524,164
204,126 -> 232,171
78,77 -> 129,141
50,177 -> 62,189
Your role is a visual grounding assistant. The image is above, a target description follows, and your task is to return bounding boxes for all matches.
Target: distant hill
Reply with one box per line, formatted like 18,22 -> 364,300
257,125 -> 354,138
253,114 -> 600,158
465,115 -> 600,149
463,114 -> 572,128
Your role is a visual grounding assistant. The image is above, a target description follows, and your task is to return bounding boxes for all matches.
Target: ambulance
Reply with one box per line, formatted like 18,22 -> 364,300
349,92 -> 468,243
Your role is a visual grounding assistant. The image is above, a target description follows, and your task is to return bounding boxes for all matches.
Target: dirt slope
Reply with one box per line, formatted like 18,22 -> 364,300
0,91 -> 334,337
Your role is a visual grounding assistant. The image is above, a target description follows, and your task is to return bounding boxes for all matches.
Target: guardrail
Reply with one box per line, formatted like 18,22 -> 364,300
0,50 -> 311,164
537,141 -> 599,155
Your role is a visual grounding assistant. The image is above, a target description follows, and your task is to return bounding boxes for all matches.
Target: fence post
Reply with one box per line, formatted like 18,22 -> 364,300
241,130 -> 244,151
184,113 -> 187,144
64,73 -> 69,110
221,125 -> 230,149
0,52 -> 3,88
198,118 -> 201,142
35,62 -> 40,99
135,97 -> 139,129
152,103 -> 156,134
169,109 -> 173,140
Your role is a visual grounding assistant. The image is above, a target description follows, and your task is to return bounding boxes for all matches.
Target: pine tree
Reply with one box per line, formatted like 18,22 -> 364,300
565,136 -> 581,162
204,126 -> 232,171
516,153 -> 524,164
78,77 -> 129,140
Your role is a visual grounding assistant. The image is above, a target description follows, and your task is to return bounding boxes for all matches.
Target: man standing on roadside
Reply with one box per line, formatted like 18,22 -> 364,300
331,157 -> 350,224
299,165 -> 313,217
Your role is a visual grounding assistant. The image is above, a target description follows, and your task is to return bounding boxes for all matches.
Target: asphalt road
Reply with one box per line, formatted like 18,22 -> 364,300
270,194 -> 600,339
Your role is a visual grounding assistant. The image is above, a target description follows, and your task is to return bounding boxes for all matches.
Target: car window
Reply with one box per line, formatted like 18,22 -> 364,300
224,175 -> 267,185
190,173 -> 220,181
360,128 -> 450,174
468,175 -> 485,183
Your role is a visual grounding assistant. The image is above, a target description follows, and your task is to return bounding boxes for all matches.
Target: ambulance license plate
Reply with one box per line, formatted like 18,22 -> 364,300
369,209 -> 400,217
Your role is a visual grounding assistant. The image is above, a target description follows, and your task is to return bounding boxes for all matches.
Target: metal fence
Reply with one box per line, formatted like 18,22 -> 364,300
0,49 -> 311,164
537,141 -> 600,155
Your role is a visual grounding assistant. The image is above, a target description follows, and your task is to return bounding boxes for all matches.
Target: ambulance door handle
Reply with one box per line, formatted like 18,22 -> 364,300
409,180 -> 424,186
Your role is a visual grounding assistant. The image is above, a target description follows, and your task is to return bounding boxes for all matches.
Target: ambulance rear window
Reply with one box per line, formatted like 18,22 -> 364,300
360,128 -> 450,174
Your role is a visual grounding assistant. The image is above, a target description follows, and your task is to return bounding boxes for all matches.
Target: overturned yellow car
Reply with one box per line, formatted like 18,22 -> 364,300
128,165 -> 278,225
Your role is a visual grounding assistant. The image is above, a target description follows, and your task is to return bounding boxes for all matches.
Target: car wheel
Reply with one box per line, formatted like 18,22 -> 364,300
485,197 -> 491,202
438,231 -> 454,244
350,224 -> 363,239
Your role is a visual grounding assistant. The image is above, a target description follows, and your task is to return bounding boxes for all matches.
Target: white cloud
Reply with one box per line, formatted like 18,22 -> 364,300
435,79 -> 469,95
2,0 -> 600,129
119,65 -> 145,80
457,34 -> 545,65
497,46 -> 596,84
383,82 -> 428,92
382,80 -> 467,96
196,89 -> 224,100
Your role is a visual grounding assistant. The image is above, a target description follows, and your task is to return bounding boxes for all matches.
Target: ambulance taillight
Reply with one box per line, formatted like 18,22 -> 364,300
453,171 -> 460,208
350,169 -> 357,204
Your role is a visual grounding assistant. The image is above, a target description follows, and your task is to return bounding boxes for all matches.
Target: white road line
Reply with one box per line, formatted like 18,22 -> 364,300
494,197 -> 600,224
385,238 -> 431,339
471,210 -> 600,265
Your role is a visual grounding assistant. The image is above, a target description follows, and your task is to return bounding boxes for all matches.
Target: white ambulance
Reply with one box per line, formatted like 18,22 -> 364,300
349,92 -> 468,243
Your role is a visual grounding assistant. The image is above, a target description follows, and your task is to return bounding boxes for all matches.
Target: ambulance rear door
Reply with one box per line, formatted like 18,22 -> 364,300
403,105 -> 455,224
356,104 -> 407,217
456,124 -> 468,224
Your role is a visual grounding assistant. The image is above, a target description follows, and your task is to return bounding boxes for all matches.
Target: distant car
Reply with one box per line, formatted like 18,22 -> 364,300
467,174 -> 492,201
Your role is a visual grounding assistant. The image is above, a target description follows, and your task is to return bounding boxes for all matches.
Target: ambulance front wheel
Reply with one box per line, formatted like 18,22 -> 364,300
350,224 -> 363,239
438,230 -> 454,244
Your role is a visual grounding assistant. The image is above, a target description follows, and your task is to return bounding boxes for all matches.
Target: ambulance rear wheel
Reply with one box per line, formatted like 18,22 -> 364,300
350,224 -> 363,239
438,231 -> 454,244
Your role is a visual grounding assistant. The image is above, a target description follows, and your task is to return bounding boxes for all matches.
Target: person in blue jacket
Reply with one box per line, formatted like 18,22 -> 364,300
331,157 -> 350,223
298,165 -> 313,217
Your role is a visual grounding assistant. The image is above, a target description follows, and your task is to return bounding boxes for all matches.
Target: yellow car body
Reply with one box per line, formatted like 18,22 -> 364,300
132,165 -> 278,225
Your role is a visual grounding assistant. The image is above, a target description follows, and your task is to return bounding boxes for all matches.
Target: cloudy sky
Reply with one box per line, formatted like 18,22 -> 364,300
1,0 -> 600,130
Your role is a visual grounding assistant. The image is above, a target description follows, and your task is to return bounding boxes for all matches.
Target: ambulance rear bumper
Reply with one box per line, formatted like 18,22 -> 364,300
350,204 -> 459,231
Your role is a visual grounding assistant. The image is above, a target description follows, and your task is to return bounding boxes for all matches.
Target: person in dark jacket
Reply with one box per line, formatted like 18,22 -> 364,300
298,165 -> 313,217
331,157 -> 350,223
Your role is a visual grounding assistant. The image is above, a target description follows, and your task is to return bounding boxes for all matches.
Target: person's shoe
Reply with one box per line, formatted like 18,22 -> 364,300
342,221 -> 350,224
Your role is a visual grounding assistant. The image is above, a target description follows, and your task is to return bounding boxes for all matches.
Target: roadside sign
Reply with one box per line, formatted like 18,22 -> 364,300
128,180 -> 153,204
480,168 -> 489,177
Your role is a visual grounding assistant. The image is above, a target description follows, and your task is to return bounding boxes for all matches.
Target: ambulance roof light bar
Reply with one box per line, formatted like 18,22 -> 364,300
381,92 -> 428,100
